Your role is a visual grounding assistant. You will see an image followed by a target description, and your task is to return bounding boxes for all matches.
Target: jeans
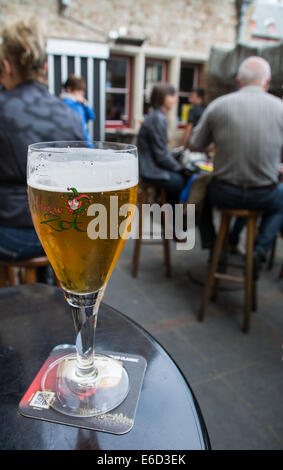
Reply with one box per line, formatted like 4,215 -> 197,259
226,182 -> 283,244
143,171 -> 187,205
199,179 -> 283,258
228,216 -> 246,246
0,226 -> 45,261
0,225 -> 53,283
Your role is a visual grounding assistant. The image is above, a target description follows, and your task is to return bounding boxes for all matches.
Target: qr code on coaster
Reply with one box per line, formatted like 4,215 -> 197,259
30,390 -> 55,409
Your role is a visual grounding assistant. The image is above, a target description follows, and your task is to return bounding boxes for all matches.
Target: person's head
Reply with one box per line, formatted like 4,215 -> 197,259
189,88 -> 205,105
64,74 -> 86,100
0,16 -> 47,90
150,83 -> 177,113
236,56 -> 271,91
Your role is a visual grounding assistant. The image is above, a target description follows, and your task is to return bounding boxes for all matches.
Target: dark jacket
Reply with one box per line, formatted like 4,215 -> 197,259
0,80 -> 85,228
137,108 -> 182,180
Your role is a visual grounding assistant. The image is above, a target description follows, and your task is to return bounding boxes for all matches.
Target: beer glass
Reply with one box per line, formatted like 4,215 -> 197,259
27,141 -> 138,417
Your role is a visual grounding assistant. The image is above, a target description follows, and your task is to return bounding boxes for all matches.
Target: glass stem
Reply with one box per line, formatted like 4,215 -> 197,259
64,289 -> 105,379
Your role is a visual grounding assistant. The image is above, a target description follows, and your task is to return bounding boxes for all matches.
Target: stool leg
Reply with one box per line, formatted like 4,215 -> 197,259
132,188 -> 145,277
161,189 -> 171,278
163,237 -> 171,278
24,267 -> 37,284
0,266 -> 8,287
243,217 -> 256,333
211,224 -> 230,301
8,267 -> 17,286
198,214 -> 230,322
252,219 -> 258,313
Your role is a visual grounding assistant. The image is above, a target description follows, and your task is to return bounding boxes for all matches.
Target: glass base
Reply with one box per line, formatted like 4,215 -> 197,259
41,352 -> 129,417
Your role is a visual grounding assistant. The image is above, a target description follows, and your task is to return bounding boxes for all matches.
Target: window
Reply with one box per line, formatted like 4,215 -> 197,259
106,56 -> 132,127
143,59 -> 168,114
178,63 -> 200,125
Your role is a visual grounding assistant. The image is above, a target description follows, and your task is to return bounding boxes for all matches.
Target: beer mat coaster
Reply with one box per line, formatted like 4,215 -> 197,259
18,346 -> 147,435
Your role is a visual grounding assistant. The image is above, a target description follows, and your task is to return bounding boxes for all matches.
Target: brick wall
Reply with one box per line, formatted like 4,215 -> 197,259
0,0 -> 241,143
0,0 -> 238,56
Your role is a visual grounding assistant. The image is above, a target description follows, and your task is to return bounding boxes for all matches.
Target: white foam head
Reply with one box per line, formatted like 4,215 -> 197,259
28,147 -> 138,192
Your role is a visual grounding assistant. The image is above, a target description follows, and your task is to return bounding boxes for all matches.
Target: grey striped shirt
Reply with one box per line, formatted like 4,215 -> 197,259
190,85 -> 283,186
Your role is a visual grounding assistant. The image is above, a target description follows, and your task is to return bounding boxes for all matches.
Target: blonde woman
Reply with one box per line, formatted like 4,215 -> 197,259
0,17 -> 84,274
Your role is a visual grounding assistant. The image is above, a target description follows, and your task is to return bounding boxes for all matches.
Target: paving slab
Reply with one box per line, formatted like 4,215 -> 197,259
104,238 -> 283,450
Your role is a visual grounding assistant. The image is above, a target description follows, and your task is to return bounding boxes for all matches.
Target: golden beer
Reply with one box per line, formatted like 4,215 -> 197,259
28,184 -> 137,293
27,142 -> 139,418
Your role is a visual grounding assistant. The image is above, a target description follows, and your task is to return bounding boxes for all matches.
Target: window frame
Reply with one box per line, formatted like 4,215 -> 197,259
105,54 -> 133,128
143,58 -> 169,115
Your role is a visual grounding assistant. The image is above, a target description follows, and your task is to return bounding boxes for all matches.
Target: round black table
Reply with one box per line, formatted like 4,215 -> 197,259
0,284 -> 210,450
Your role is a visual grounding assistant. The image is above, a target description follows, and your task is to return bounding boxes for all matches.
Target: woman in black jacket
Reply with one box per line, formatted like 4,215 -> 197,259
0,17 -> 84,265
137,83 -> 186,205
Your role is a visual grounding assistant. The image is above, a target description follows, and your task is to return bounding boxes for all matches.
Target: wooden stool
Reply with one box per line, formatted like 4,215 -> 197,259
132,182 -> 171,278
198,209 -> 262,333
0,256 -> 50,287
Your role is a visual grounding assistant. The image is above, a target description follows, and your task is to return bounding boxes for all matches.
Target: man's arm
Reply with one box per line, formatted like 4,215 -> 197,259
84,103 -> 95,122
149,114 -> 182,172
189,106 -> 213,152
182,122 -> 193,147
182,107 -> 199,146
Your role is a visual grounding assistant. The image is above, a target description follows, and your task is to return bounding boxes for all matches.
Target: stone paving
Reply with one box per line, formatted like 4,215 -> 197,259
103,233 -> 283,450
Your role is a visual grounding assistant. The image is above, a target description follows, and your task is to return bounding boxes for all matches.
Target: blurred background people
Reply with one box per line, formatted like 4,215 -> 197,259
182,88 -> 205,147
0,16 -> 85,280
190,56 -> 283,279
137,83 -> 186,206
61,74 -> 95,145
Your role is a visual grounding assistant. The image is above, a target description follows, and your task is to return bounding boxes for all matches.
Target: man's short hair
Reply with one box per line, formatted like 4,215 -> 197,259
150,83 -> 176,109
191,88 -> 205,100
64,74 -> 86,91
237,56 -> 271,86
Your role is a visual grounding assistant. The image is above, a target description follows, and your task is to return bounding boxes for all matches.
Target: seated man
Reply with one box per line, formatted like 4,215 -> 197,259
189,56 -> 283,279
